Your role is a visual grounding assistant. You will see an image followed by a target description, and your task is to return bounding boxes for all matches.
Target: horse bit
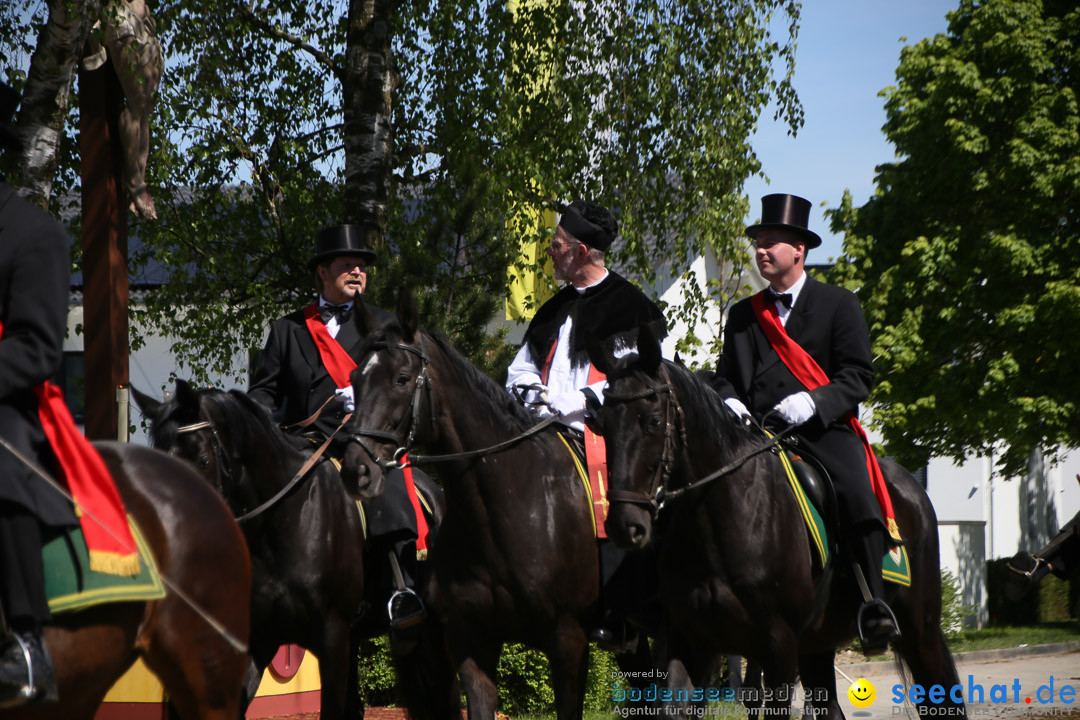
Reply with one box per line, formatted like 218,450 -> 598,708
601,365 -> 687,517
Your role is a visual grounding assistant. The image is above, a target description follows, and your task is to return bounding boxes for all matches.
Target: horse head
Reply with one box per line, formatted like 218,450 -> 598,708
586,323 -> 675,550
342,287 -> 428,500
136,380 -> 239,500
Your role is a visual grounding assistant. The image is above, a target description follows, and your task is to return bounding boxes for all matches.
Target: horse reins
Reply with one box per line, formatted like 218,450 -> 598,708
174,405 -> 350,524
346,336 -> 563,468
602,366 -> 797,510
601,365 -> 687,514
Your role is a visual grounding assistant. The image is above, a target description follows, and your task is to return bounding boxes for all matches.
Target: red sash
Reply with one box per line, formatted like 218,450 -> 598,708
541,343 -> 609,539
750,292 -> 901,542
0,321 -> 138,576
303,303 -> 430,555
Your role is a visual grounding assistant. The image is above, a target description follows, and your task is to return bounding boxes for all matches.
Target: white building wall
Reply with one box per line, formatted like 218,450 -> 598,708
64,304 -> 250,446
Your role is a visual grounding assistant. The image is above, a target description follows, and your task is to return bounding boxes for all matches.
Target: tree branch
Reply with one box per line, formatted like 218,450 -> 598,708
239,4 -> 344,81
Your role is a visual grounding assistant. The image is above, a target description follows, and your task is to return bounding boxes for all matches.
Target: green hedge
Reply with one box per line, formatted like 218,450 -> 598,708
357,638 -> 620,714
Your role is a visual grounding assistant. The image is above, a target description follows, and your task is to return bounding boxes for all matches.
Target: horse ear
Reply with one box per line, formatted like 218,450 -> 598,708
130,385 -> 160,416
636,322 -> 662,374
353,297 -> 380,339
396,287 -> 419,341
673,351 -> 685,368
584,333 -> 615,376
174,379 -> 199,409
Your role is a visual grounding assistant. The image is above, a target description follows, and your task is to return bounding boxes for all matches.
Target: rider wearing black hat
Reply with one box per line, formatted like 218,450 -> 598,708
709,193 -> 902,652
249,225 -> 433,638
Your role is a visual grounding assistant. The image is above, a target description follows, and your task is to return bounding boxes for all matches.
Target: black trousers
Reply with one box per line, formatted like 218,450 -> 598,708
0,502 -> 50,627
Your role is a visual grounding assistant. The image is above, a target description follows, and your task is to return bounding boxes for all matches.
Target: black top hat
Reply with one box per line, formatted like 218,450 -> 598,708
745,193 -> 822,249
0,81 -> 23,154
309,225 -> 378,268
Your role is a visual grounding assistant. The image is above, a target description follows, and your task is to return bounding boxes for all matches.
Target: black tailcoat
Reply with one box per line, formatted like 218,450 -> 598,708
0,182 -> 78,623
710,274 -> 884,529
0,183 -> 77,527
248,301 -> 418,539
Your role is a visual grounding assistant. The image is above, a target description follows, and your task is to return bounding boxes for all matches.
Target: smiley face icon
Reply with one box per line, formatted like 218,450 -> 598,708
847,677 -> 876,708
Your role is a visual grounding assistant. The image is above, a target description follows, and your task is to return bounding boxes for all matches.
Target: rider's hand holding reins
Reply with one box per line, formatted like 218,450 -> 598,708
773,391 -> 816,426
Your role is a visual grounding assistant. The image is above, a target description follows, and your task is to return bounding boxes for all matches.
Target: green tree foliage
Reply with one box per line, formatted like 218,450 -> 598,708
829,0 -> 1080,475
3,0 -> 802,382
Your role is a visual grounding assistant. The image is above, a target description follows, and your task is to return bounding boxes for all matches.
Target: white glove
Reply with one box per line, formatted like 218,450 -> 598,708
773,391 -> 816,426
548,391 -> 587,418
723,397 -> 752,423
334,385 -> 356,413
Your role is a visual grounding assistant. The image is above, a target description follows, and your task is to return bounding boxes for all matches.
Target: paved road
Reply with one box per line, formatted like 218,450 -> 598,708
823,642 -> 1080,719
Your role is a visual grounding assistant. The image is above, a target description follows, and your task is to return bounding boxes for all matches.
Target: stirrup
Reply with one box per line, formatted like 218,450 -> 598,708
856,598 -> 901,650
0,635 -> 37,709
387,588 -> 427,630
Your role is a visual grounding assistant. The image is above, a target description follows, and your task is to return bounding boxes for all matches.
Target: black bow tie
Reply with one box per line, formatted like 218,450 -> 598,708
767,290 -> 793,309
320,303 -> 352,324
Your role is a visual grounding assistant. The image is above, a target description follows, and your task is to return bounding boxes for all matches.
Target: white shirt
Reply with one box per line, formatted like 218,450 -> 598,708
771,271 -> 807,328
318,296 -> 353,339
505,271 -> 633,431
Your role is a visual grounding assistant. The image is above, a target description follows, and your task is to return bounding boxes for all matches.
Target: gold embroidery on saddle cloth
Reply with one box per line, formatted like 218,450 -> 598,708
557,433 -> 597,538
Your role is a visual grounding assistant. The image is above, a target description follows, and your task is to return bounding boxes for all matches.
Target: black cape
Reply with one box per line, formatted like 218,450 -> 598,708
523,270 -> 667,369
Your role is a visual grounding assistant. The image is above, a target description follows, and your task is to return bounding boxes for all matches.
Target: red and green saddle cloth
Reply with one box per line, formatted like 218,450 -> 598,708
0,319 -> 139,577
43,516 -> 164,613
771,431 -> 911,587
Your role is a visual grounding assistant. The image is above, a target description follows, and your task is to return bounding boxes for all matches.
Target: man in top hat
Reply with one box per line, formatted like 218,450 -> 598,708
708,193 -> 901,651
506,199 -> 667,652
0,80 -> 71,705
249,226 -> 432,633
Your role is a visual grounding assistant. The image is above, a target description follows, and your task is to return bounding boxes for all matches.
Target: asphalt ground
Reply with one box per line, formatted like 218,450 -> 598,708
826,641 -> 1080,719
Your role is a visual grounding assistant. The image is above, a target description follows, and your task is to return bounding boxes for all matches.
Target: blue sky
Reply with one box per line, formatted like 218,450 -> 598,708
744,0 -> 956,261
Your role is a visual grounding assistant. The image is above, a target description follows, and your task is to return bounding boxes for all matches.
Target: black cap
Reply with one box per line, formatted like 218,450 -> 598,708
745,193 -> 822,249
309,225 -> 378,268
0,81 -> 22,154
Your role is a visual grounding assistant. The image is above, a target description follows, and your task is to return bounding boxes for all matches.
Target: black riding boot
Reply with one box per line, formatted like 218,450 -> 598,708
385,537 -> 427,656
852,525 -> 901,653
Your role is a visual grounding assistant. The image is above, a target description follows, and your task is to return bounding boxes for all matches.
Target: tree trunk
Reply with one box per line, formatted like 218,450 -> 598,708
14,0 -> 101,206
344,0 -> 398,251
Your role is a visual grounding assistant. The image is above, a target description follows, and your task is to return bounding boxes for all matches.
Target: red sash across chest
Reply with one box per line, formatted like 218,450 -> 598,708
750,292 -> 901,542
0,319 -> 138,576
303,303 -> 429,553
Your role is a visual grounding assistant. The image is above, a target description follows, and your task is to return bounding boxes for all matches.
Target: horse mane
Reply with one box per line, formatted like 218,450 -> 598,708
360,321 -> 537,432
661,359 -> 760,462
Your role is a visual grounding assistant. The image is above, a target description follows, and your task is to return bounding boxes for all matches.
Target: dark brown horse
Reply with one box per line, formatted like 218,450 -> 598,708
135,381 -> 450,720
339,290 -> 654,720
587,329 -> 964,719
1006,498 -> 1080,602
5,442 -> 251,720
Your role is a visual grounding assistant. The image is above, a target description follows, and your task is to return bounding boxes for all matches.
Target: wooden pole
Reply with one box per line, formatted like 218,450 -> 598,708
78,58 -> 129,441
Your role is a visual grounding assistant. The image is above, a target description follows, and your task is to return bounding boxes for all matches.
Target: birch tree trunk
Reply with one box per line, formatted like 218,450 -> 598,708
343,0 -> 398,252
13,0 -> 100,206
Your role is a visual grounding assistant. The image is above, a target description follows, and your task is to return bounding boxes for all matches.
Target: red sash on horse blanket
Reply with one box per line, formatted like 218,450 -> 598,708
541,343 -> 609,539
0,319 -> 138,576
303,303 -> 430,555
751,292 -> 902,543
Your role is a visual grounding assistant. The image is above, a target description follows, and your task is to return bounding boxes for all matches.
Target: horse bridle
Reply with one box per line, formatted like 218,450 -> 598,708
173,417 -> 236,496
601,364 -> 687,516
346,337 -> 433,471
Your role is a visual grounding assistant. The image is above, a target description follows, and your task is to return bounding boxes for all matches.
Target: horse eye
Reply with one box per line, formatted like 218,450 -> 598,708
647,413 -> 662,430
197,456 -> 210,469
395,374 -> 410,387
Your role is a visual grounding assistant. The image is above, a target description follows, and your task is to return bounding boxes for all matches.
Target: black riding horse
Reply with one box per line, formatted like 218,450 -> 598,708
587,329 -> 964,719
339,290 -> 655,720
1006,496 -> 1080,602
5,442 -> 251,720
135,382 -> 448,720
